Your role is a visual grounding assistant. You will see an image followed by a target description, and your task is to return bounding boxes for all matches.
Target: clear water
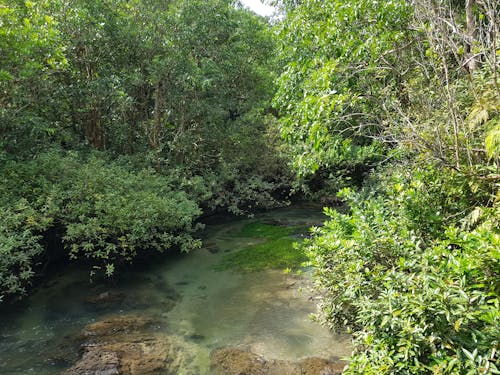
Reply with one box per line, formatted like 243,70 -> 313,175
0,205 -> 351,374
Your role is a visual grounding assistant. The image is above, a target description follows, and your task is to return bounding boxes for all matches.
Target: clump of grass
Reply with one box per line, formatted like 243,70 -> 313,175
216,221 -> 310,272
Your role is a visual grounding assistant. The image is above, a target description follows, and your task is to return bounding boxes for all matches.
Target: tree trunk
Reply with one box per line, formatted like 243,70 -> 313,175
84,105 -> 105,149
152,81 -> 162,170
465,0 -> 477,72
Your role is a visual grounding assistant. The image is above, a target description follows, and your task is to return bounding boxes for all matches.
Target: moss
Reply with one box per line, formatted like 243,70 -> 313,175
216,221 -> 309,272
235,222 -> 305,238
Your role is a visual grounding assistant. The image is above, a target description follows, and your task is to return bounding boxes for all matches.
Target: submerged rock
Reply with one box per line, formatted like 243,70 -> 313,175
205,243 -> 220,254
75,336 -> 174,375
210,348 -> 345,375
262,219 -> 291,227
84,278 -> 180,313
63,348 -> 120,375
300,357 -> 345,375
210,348 -> 268,375
63,314 -> 197,375
85,291 -> 124,306
79,315 -> 154,341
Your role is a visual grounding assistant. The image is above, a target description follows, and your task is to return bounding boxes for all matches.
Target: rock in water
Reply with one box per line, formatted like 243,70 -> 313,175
62,348 -> 121,375
84,291 -> 124,306
210,348 -> 269,375
79,315 -> 153,341
65,316 -> 346,374
63,314 -> 195,375
210,347 -> 345,375
300,357 -> 345,375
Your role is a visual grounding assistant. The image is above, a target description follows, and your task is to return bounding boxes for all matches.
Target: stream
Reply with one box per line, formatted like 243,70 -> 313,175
0,205 -> 351,374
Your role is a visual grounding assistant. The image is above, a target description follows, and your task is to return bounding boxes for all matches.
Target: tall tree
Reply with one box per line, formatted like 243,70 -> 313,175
273,0 -> 412,176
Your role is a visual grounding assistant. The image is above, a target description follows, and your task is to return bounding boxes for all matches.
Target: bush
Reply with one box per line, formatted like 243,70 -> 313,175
200,163 -> 292,216
0,151 -> 202,299
56,156 -> 203,265
345,224 -> 499,374
305,163 -> 499,374
0,200 -> 52,301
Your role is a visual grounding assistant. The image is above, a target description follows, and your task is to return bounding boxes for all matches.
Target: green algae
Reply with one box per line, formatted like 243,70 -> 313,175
235,221 -> 308,238
216,222 -> 310,272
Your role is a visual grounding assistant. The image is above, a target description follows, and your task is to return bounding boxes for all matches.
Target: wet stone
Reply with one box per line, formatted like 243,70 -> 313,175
210,348 -> 346,375
262,219 -> 291,227
205,244 -> 220,254
210,348 -> 268,375
63,348 -> 120,375
186,333 -> 205,342
79,315 -> 154,342
64,314 -> 198,375
151,279 -> 179,299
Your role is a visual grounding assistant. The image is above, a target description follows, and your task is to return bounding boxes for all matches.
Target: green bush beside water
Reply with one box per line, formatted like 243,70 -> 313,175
2,0 -> 499,372
275,0 -> 500,371
0,152 -> 203,300
0,0 -> 286,302
304,166 -> 499,374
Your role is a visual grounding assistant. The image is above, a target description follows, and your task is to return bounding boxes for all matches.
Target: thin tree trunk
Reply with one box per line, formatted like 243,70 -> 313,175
465,0 -> 477,71
83,105 -> 105,149
152,81 -> 162,170
442,56 -> 461,169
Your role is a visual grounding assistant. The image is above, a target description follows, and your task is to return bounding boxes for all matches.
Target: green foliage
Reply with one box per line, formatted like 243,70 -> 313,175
273,0 -> 412,176
56,157 -> 203,259
202,161 -> 292,216
1,0 -> 281,173
345,224 -> 499,374
215,221 -> 309,272
369,164 -> 492,240
0,0 -> 68,154
203,114 -> 295,215
305,164 -> 499,374
0,151 -> 202,300
0,0 -> 288,301
485,125 -> 500,161
274,1 -> 500,371
0,200 -> 52,301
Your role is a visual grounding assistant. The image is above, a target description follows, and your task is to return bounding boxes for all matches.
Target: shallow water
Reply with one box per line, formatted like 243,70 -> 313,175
0,205 -> 351,374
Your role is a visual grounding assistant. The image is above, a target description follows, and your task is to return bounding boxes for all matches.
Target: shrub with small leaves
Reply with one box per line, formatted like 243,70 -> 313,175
0,151 -> 203,298
0,200 -> 52,300
305,163 -> 499,374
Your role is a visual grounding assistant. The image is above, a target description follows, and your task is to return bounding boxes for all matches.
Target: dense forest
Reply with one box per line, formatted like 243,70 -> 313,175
1,0 -> 291,297
1,0 -> 499,374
